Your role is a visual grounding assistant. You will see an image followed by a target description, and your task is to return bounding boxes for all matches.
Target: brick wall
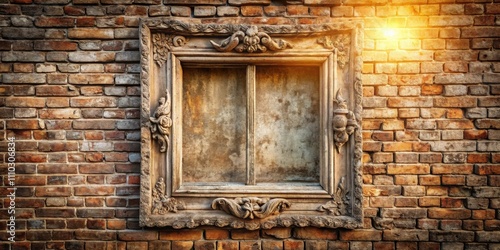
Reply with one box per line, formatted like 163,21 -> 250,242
0,0 -> 499,249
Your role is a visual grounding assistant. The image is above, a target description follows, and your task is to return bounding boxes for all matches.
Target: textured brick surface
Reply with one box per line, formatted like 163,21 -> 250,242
0,0 -> 499,249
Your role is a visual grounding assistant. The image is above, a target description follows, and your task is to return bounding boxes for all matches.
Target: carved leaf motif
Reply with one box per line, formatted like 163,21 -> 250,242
212,197 -> 290,219
152,33 -> 187,67
151,177 -> 184,214
317,34 -> 350,68
211,26 -> 292,53
150,90 -> 172,153
318,176 -> 350,216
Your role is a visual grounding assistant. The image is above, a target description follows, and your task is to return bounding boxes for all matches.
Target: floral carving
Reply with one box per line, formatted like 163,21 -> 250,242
150,90 -> 172,153
318,176 -> 350,216
317,34 -> 350,68
210,26 -> 292,53
152,33 -> 186,67
212,197 -> 290,219
332,89 -> 358,152
152,177 -> 184,214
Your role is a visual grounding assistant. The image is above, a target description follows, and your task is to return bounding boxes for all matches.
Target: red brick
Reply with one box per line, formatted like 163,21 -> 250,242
417,219 -> 439,230
194,241 -> 216,250
383,229 -> 428,241
434,97 -> 477,108
284,240 -> 304,250
421,84 -> 443,95
464,130 -> 488,140
419,152 -> 442,163
6,97 -> 46,107
432,164 -> 473,174
124,5 -> 147,15
74,186 -> 115,196
442,175 -> 466,186
205,229 -> 229,240
286,6 -> 309,16
440,220 -> 462,231
241,6 -> 262,16
118,231 -> 158,241
69,74 -> 114,84
419,175 -> 441,186
35,17 -> 75,27
47,97 -> 69,108
79,164 -> 115,174
64,5 -> 86,15
262,240 -> 283,250
36,208 -> 75,218
475,119 -> 500,129
104,152 -> 128,162
383,142 -> 413,152
293,227 -> 337,240
85,196 -> 104,206
159,230 -> 203,240
231,230 -> 259,240
76,16 -> 95,26
428,208 -> 471,219
380,208 -> 427,219
74,231 -> 115,241
70,98 -> 116,109
472,210 -> 495,220
419,197 -> 441,207
363,142 -> 382,152
372,131 -> 394,141
363,164 -> 387,175
68,29 -> 114,39
395,197 -> 418,207
6,119 -> 42,130
114,142 -> 140,152
429,230 -> 474,242
370,197 -> 395,208
475,164 -> 500,175
436,120 -> 474,129
39,141 -> 78,152
35,86 -> 78,96
216,241 -> 237,250
441,198 -> 464,208
387,164 -> 430,174
107,220 -> 126,230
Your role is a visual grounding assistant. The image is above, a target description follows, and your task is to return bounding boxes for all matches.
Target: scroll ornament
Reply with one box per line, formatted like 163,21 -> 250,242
317,34 -> 350,68
210,26 -> 292,53
332,90 -> 358,152
212,197 -> 291,219
318,176 -> 349,216
150,90 -> 172,153
152,33 -> 186,67
151,178 -> 184,214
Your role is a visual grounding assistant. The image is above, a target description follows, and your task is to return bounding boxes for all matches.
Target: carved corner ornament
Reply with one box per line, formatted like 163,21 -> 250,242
212,197 -> 291,219
317,34 -> 350,68
152,33 -> 186,67
332,89 -> 358,153
150,90 -> 172,153
152,178 -> 184,214
318,176 -> 350,216
210,26 -> 292,53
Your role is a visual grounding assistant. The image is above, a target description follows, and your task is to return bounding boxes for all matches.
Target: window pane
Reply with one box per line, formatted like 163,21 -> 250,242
182,67 -> 247,183
255,66 -> 320,183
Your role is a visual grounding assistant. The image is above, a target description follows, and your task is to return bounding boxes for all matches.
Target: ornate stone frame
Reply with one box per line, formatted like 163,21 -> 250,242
140,18 -> 364,229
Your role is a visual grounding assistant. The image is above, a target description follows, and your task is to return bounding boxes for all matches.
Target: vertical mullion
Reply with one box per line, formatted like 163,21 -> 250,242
246,65 -> 256,185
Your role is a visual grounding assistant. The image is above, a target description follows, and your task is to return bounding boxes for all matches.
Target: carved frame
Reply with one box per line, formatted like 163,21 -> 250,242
140,18 -> 363,229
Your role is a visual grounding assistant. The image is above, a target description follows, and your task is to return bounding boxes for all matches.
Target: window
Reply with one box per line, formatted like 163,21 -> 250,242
140,19 -> 364,229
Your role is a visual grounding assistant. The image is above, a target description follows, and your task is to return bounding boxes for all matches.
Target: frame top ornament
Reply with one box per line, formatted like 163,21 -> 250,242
140,18 -> 364,230
210,25 -> 292,53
